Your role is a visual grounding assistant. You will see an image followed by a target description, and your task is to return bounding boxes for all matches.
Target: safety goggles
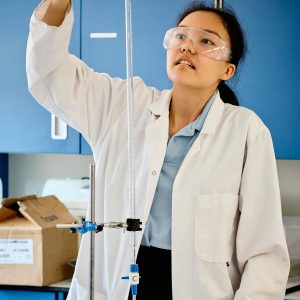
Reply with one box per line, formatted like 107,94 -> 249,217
163,27 -> 231,61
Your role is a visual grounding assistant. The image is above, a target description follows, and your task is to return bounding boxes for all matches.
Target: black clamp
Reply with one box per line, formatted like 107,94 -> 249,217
126,218 -> 142,231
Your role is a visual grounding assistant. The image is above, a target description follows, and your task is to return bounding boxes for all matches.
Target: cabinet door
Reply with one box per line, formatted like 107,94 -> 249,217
81,0 -> 126,78
0,0 -> 81,153
81,0 -> 185,93
131,0 -> 181,90
0,290 -> 55,300
225,0 -> 300,159
80,0 -> 186,154
80,0 -> 126,155
81,136 -> 92,155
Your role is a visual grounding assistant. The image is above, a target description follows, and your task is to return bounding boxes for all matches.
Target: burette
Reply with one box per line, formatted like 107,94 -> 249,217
125,0 -> 136,263
123,0 -> 141,298
57,0 -> 141,299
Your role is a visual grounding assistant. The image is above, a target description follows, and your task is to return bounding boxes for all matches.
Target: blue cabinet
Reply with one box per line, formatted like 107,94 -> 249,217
81,0 -> 126,79
79,0 -> 184,154
80,0 -> 126,154
0,287 -> 67,300
224,0 -> 300,159
81,0 -> 186,94
81,0 -> 300,159
0,290 -> 56,300
80,136 -> 92,155
0,0 -> 81,153
131,0 -> 177,90
1,0 -> 299,157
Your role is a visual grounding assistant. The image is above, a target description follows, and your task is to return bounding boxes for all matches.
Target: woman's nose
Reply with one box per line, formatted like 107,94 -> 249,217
180,39 -> 196,54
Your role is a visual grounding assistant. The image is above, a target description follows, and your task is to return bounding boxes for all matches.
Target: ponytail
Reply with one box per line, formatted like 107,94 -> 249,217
218,81 -> 239,106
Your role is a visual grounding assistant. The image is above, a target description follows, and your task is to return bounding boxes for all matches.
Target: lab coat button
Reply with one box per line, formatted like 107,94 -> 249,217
152,171 -> 156,175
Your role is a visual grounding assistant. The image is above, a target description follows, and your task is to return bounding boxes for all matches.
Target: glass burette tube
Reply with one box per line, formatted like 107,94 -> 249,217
125,0 -> 137,269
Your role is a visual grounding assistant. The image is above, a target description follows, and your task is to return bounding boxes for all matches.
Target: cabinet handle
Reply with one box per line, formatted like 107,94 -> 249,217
51,114 -> 67,140
90,32 -> 117,39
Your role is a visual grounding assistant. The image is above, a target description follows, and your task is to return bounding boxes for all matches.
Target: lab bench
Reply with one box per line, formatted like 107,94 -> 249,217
285,276 -> 300,299
286,292 -> 300,300
0,276 -> 299,299
0,278 -> 71,300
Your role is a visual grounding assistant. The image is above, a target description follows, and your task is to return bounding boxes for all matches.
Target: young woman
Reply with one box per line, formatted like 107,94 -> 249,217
27,1 -> 289,299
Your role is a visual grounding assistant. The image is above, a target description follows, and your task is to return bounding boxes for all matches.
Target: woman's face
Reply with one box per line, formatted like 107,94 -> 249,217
166,11 -> 235,90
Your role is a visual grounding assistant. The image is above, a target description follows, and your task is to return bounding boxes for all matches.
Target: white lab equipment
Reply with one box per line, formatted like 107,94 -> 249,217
41,177 -> 90,218
283,216 -> 300,277
283,216 -> 300,260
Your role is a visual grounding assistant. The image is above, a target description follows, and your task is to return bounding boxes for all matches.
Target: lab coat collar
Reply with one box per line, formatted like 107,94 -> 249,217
147,89 -> 225,135
147,90 -> 172,117
201,90 -> 224,135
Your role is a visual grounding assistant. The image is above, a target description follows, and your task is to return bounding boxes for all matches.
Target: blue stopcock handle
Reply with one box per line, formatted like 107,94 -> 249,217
77,220 -> 98,234
121,263 -> 140,297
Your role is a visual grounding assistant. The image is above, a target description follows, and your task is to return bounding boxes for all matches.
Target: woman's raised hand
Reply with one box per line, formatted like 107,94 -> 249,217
42,0 -> 71,26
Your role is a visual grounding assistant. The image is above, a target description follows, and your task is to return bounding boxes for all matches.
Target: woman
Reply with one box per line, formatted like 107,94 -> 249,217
26,0 -> 290,299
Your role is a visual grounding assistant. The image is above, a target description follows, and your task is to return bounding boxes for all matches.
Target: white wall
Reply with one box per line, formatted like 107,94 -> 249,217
277,160 -> 300,216
9,154 -> 94,197
8,154 -> 300,216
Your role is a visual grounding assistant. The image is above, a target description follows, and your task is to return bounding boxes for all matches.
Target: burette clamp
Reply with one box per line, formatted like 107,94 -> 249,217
56,221 -> 104,234
126,218 -> 142,231
56,218 -> 142,234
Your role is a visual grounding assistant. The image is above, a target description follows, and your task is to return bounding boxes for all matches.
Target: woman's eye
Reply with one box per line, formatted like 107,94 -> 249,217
175,33 -> 186,40
200,38 -> 215,46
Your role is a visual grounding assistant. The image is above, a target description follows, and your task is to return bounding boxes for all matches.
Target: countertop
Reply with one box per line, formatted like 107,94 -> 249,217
47,278 -> 72,290
1,276 -> 300,298
285,276 -> 300,299
0,278 -> 71,293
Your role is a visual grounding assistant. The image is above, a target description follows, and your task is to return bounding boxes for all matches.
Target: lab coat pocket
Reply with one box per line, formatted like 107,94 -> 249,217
195,194 -> 239,263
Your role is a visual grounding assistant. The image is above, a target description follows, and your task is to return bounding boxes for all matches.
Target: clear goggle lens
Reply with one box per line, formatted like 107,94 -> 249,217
163,27 -> 231,61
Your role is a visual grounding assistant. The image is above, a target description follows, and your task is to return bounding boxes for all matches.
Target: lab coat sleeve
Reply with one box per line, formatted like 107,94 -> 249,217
234,116 -> 290,299
26,0 -> 149,148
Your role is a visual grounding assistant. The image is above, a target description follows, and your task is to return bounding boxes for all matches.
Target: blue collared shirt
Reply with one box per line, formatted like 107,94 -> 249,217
141,92 -> 216,250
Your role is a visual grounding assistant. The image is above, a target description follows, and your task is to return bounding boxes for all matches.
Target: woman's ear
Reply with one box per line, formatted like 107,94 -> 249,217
221,63 -> 236,81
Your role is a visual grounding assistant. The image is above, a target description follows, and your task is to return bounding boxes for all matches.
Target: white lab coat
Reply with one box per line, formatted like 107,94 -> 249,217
26,1 -> 290,299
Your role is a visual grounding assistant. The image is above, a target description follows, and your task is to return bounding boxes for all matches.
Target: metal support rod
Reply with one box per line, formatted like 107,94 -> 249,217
90,163 -> 96,300
214,0 -> 223,9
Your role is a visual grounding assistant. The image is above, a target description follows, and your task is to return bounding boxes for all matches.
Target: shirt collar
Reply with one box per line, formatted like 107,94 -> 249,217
174,91 -> 216,137
194,91 -> 216,132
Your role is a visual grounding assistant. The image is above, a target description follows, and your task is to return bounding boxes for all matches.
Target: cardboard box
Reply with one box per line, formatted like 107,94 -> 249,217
0,195 -> 78,286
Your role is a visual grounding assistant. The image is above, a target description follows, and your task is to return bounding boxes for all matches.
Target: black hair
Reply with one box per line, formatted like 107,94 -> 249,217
176,1 -> 246,106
